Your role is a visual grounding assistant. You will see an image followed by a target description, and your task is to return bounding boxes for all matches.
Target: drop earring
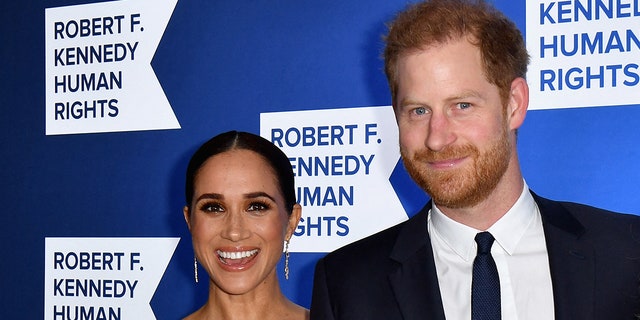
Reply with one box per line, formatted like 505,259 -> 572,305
194,256 -> 199,283
284,239 -> 290,280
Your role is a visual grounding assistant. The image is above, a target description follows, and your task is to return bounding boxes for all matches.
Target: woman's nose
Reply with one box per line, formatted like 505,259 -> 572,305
221,211 -> 251,241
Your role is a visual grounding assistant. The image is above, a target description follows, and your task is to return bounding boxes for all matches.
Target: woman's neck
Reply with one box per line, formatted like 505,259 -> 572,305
186,279 -> 307,320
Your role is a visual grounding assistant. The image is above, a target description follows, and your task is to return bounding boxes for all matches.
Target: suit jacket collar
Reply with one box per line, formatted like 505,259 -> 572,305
388,204 -> 446,320
533,192 -> 596,320
386,194 -> 595,320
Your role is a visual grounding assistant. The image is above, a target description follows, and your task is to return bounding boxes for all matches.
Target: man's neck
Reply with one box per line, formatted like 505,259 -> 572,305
437,173 -> 525,231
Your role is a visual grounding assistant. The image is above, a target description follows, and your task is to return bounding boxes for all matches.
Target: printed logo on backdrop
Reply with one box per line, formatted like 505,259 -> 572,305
260,106 -> 406,253
45,237 -> 178,320
45,0 -> 179,135
526,1 -> 640,110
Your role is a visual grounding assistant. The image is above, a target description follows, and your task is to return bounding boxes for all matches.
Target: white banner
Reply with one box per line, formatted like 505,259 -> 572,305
45,0 -> 180,135
44,237 -> 179,320
526,0 -> 640,110
261,106 -> 407,252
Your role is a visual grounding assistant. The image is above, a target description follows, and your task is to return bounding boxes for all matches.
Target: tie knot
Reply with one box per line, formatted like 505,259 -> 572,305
475,231 -> 495,255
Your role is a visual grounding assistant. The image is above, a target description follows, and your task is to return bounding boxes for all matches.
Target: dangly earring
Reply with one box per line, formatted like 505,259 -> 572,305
194,256 -> 199,283
284,239 -> 290,280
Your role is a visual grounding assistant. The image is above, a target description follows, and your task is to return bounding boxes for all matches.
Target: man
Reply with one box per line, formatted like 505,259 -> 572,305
310,0 -> 640,319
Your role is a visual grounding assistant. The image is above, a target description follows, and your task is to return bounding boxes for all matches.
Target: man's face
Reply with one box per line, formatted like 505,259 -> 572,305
394,38 -> 514,209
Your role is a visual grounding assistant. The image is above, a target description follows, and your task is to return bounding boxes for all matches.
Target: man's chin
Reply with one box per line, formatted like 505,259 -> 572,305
425,179 -> 485,209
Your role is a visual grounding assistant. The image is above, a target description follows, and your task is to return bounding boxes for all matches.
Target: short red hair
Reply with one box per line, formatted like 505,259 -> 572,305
384,0 -> 529,106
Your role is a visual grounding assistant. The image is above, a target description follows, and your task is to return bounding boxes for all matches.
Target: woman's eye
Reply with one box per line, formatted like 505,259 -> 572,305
247,202 -> 269,212
200,202 -> 224,213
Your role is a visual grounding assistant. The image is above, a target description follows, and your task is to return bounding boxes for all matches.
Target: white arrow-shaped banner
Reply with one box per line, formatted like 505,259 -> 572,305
45,0 -> 179,135
45,237 -> 179,320
261,106 -> 407,253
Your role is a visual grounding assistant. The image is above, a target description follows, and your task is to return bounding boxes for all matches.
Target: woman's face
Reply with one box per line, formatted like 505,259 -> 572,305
184,149 -> 300,295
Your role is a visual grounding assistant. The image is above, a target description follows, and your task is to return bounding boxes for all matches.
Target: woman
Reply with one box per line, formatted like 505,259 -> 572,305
183,130 -> 309,320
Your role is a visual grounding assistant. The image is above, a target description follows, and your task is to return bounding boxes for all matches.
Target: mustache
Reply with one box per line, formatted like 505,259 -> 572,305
408,144 -> 479,162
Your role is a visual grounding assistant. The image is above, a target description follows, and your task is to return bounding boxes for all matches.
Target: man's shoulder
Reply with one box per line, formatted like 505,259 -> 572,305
558,200 -> 640,234
315,220 -> 408,282
538,194 -> 640,224
558,200 -> 638,220
324,218 -> 408,260
535,193 -> 640,242
533,195 -> 640,320
318,209 -> 428,272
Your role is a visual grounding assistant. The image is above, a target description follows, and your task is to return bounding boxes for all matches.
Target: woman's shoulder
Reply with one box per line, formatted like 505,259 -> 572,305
182,306 -> 205,320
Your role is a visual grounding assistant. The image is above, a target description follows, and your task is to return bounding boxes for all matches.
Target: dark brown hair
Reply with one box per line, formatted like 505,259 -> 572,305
184,131 -> 296,214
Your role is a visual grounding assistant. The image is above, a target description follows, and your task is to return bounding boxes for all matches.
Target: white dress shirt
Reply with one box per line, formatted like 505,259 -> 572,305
428,182 -> 555,319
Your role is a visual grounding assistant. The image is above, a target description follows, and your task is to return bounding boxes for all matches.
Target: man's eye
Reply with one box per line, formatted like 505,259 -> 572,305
413,107 -> 426,115
457,102 -> 471,109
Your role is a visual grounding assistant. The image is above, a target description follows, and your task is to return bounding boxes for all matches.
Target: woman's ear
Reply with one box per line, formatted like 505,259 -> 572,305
183,206 -> 192,231
286,204 -> 302,240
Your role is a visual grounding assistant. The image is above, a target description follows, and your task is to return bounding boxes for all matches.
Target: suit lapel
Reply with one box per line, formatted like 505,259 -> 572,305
386,194 -> 595,320
534,193 -> 595,320
388,205 -> 446,320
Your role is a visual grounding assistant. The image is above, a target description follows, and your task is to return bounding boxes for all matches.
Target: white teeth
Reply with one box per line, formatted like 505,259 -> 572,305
217,249 -> 258,260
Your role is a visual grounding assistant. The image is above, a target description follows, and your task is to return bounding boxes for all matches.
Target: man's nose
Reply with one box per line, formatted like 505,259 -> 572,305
425,112 -> 456,152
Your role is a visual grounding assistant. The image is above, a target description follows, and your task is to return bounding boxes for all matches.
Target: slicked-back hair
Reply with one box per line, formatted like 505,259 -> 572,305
184,130 -> 296,214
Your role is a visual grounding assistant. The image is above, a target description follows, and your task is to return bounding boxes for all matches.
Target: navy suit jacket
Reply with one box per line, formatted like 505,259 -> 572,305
310,193 -> 640,319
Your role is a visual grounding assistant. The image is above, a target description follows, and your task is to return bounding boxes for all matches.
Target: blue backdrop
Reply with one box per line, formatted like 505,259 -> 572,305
1,0 -> 638,319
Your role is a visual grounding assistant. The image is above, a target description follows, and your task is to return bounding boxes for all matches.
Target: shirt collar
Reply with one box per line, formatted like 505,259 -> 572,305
428,181 -> 537,261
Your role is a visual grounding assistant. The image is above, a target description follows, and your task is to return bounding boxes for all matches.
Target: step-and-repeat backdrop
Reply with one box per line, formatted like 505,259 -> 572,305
2,0 -> 639,318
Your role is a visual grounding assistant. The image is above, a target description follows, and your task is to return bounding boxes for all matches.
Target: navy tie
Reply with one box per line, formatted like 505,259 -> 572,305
472,231 -> 501,320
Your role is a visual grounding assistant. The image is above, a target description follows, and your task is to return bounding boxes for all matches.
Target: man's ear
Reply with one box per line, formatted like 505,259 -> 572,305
507,77 -> 529,130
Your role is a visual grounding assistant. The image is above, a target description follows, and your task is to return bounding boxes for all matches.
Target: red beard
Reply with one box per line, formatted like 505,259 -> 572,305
401,127 -> 511,209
